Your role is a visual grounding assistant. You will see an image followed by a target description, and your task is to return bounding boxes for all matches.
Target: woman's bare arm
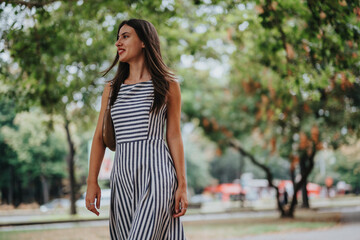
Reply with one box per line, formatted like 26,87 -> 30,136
166,80 -> 187,188
86,82 -> 111,215
166,80 -> 188,218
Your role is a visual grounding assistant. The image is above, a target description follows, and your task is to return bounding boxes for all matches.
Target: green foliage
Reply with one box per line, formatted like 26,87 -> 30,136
0,94 -> 67,204
335,159 -> 360,191
333,147 -> 360,191
1,0 -> 360,208
210,148 -> 243,183
178,1 -> 360,212
181,0 -> 360,161
1,109 -> 67,185
183,124 -> 215,194
209,144 -> 291,181
0,96 -> 18,192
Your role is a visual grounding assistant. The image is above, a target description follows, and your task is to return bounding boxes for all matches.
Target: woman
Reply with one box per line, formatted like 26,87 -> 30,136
86,18 -> 188,239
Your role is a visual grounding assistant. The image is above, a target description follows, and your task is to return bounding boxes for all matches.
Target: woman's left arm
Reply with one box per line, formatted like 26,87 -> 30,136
166,80 -> 188,218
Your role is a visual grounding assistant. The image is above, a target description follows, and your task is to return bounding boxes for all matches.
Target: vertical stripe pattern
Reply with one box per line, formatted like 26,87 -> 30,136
110,79 -> 186,240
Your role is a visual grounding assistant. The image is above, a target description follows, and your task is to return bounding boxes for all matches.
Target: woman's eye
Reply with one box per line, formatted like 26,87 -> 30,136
117,35 -> 128,40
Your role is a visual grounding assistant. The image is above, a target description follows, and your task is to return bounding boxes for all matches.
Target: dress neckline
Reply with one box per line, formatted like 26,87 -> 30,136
122,79 -> 152,86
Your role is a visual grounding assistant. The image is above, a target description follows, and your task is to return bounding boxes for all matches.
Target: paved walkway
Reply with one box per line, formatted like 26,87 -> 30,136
232,209 -> 360,240
2,205 -> 360,240
234,223 -> 360,240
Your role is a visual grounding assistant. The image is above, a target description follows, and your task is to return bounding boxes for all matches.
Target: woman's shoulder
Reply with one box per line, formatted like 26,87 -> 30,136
167,79 -> 181,103
105,81 -> 113,88
168,78 -> 181,90
102,81 -> 112,98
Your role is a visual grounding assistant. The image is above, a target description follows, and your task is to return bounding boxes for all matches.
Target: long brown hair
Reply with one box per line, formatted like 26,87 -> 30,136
100,18 -> 177,114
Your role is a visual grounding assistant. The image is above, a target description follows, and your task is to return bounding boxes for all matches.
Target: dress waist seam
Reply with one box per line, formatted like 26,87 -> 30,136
117,138 -> 165,145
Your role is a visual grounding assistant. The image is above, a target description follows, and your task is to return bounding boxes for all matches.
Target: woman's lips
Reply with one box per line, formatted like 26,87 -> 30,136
118,49 -> 125,55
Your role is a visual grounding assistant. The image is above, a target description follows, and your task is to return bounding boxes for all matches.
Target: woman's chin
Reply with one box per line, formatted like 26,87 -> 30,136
119,58 -> 128,63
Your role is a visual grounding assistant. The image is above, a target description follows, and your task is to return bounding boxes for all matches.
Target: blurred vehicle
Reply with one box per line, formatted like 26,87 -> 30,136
306,182 -> 321,197
190,194 -> 213,204
242,187 -> 258,201
336,181 -> 352,195
40,198 -> 70,212
235,175 -> 275,201
76,188 -> 112,208
278,180 -> 322,198
278,180 -> 294,197
204,183 -> 243,201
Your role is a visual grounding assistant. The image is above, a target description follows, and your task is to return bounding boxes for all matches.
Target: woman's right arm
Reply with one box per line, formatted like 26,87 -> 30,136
85,82 -> 112,216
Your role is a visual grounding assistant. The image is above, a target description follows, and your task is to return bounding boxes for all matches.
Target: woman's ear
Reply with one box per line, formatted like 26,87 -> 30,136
142,42 -> 145,48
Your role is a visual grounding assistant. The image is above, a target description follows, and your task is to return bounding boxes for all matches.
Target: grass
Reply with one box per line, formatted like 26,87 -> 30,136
1,207 -> 202,225
0,227 -> 110,240
184,218 -> 337,239
0,210 -> 340,240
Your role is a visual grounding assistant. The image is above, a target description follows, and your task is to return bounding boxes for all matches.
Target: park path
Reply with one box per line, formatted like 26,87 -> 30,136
1,205 -> 359,240
232,223 -> 360,240
232,208 -> 360,240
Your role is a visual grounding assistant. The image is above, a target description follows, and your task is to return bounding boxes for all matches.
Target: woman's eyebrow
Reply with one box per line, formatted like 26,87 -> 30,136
118,32 -> 130,37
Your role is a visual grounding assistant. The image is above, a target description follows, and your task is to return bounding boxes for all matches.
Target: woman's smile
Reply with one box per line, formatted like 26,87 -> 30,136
118,48 -> 125,55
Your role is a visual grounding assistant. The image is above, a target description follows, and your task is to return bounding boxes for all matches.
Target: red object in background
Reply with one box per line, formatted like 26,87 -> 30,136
203,185 -> 218,193
306,182 -> 321,196
215,183 -> 242,195
278,180 -> 293,193
278,180 -> 321,197
204,183 -> 242,201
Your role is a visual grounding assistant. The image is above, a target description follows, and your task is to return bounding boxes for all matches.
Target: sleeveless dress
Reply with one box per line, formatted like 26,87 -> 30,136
109,79 -> 187,240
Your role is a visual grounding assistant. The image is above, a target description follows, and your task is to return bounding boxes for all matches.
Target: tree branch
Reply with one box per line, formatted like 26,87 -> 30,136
229,139 -> 285,215
3,0 -> 78,8
288,144 -> 316,215
263,0 -> 293,74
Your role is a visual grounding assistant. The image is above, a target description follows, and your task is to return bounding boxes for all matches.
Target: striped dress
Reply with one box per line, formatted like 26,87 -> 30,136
109,79 -> 187,240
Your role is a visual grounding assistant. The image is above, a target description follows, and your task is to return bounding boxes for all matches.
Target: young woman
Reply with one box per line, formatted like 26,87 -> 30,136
85,19 -> 188,239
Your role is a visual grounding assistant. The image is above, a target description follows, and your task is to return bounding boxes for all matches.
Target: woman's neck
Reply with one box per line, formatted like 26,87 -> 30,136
127,57 -> 151,82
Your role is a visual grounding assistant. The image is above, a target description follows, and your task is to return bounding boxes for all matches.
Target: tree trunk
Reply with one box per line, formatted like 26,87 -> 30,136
27,181 -> 35,203
301,179 -> 309,208
229,140 -> 317,218
64,119 -> 77,215
300,154 -> 310,208
290,168 -> 297,206
229,140 -> 286,217
15,176 -> 22,207
40,175 -> 50,204
286,148 -> 317,217
9,165 -> 14,205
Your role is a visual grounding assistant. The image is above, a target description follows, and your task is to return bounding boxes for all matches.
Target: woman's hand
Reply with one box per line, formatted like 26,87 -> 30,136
85,182 -> 101,216
173,185 -> 188,218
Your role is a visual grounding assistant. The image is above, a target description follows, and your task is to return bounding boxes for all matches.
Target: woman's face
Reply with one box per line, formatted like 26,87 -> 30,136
115,24 -> 145,63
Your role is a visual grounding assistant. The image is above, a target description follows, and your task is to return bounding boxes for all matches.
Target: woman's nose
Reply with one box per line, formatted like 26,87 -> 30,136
115,39 -> 122,47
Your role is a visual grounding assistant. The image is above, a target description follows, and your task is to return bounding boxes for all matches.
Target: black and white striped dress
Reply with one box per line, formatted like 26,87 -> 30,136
109,79 -> 186,239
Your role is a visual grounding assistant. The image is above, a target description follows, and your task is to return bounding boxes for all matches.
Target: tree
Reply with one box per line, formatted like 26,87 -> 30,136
0,96 -> 18,205
335,143 -> 360,194
183,125 -> 215,194
2,0 -> 359,218
180,0 -> 360,217
0,0 -> 217,213
1,0 -> 111,213
1,106 -> 67,205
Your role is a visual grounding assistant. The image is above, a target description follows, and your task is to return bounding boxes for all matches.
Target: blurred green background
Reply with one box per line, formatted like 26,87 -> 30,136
0,0 -> 359,222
